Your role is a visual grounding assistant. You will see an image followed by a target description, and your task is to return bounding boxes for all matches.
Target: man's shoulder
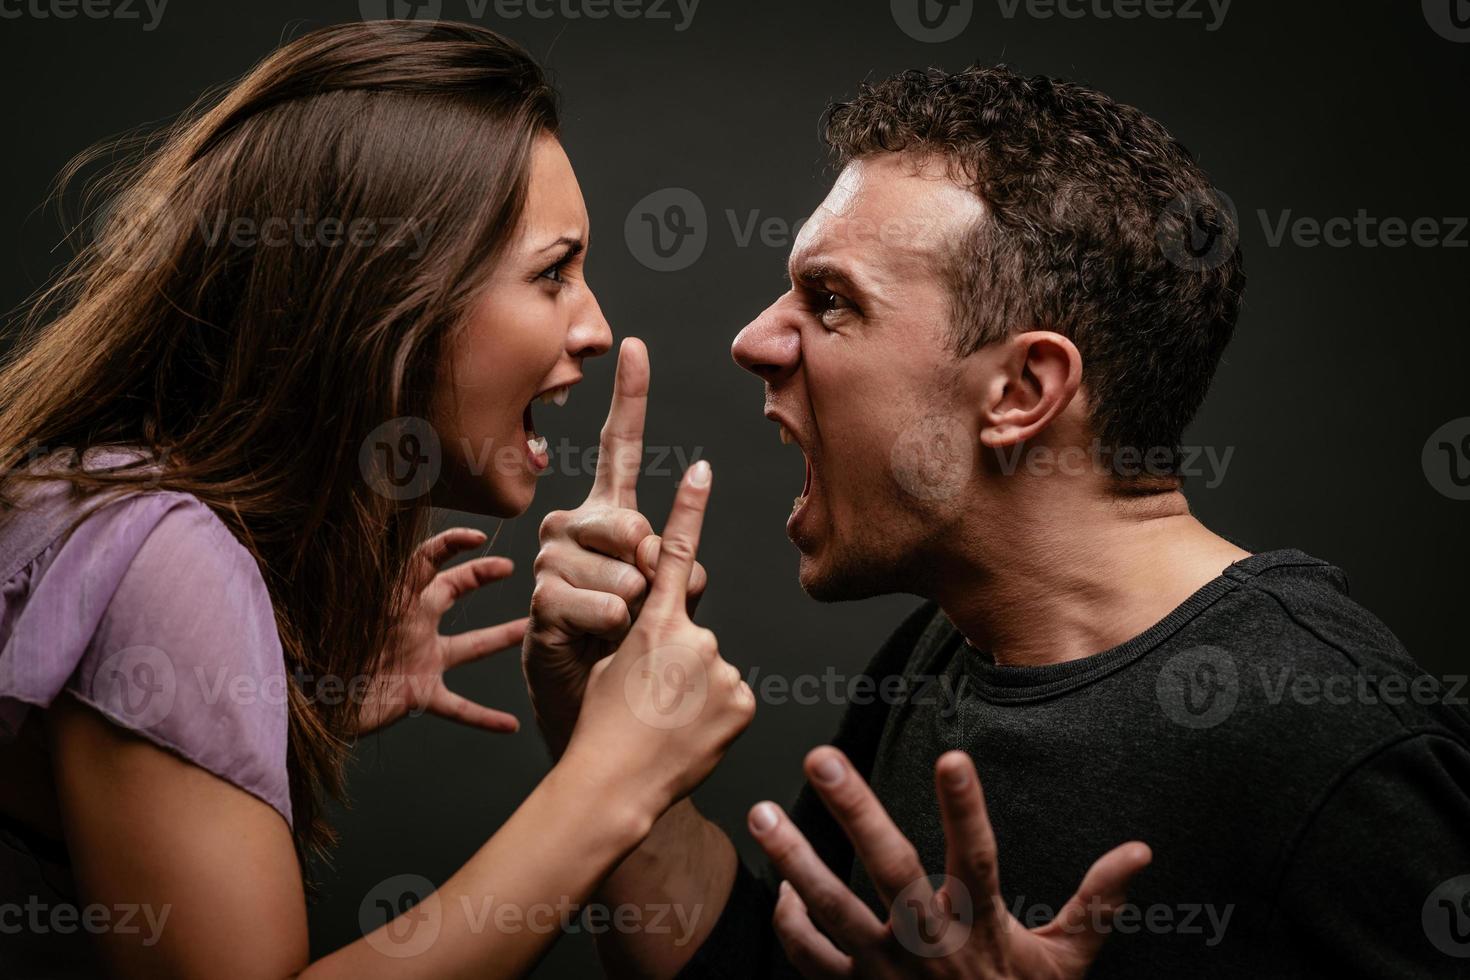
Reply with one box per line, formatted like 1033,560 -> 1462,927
1220,549 -> 1423,682
1191,549 -> 1469,747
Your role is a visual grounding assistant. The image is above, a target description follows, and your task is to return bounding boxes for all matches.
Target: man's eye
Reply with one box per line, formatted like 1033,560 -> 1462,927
818,291 -> 852,317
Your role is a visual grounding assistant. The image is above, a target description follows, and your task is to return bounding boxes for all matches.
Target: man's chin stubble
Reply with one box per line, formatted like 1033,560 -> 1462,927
798,545 -> 927,603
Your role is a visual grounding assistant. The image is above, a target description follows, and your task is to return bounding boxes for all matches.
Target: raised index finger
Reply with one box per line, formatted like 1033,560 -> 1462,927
589,336 -> 649,509
644,460 -> 711,616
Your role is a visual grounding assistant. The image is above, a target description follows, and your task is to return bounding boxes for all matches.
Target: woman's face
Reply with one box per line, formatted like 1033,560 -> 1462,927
432,136 -> 613,516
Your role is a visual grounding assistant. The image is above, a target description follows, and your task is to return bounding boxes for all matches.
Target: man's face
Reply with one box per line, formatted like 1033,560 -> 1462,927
731,153 -> 988,600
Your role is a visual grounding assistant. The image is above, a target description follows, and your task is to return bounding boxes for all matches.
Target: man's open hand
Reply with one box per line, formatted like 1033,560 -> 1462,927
748,748 -> 1152,978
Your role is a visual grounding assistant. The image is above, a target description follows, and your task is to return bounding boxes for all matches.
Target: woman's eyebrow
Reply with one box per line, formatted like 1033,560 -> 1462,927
536,235 -> 585,256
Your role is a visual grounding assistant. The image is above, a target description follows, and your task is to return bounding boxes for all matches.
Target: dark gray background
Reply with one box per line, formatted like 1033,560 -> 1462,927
3,1 -> 1468,975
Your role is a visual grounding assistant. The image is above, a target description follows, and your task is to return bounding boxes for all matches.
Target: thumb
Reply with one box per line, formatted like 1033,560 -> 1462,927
1038,842 -> 1152,965
636,534 -> 660,581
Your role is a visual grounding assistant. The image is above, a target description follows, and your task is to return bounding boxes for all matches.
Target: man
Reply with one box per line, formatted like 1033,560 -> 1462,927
522,65 -> 1470,976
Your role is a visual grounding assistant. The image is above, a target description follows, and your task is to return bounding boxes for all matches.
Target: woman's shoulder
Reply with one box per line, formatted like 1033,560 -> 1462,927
0,456 -> 292,828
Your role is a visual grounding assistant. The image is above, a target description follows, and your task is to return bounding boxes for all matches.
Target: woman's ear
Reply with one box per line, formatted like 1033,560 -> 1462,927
976,331 -> 1083,448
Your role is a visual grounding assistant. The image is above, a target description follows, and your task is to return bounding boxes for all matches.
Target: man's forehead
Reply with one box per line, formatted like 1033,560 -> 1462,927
790,154 -> 984,272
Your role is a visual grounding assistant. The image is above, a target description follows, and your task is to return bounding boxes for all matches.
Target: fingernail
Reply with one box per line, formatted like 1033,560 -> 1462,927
749,802 -> 778,832
944,762 -> 969,790
687,460 -> 711,488
778,880 -> 792,898
812,756 -> 844,785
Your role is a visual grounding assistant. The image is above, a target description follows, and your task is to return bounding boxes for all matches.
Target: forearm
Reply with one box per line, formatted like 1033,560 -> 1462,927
592,798 -> 738,979
306,761 -> 656,980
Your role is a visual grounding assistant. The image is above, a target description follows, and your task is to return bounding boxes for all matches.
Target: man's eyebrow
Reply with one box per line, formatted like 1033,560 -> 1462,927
789,259 -> 860,293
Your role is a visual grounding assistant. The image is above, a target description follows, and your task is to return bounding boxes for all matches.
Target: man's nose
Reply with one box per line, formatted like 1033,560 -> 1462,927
731,302 -> 800,384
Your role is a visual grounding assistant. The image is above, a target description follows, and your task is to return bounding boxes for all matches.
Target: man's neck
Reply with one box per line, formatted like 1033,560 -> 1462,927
930,488 -> 1250,667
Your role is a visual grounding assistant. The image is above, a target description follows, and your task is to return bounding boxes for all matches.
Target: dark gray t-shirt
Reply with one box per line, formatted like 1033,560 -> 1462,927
681,549 -> 1470,977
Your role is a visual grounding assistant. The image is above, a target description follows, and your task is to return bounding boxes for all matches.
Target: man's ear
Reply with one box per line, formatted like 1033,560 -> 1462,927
974,331 -> 1083,448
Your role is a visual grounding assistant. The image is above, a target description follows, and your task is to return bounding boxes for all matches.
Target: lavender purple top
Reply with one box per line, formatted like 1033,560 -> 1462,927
0,451 -> 293,973
0,452 -> 293,936
0,454 -> 292,824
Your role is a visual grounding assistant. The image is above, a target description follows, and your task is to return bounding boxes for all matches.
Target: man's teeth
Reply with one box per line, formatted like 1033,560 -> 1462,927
527,435 -> 548,456
538,385 -> 571,407
779,425 -> 794,445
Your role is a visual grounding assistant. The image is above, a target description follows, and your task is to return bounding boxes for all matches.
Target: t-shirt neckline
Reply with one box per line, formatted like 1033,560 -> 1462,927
954,548 -> 1330,703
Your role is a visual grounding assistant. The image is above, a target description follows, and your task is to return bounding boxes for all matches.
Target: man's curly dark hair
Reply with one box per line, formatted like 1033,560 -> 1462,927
824,65 -> 1245,479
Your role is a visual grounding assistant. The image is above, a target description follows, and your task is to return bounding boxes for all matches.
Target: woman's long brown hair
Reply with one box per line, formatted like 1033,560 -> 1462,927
0,20 -> 559,871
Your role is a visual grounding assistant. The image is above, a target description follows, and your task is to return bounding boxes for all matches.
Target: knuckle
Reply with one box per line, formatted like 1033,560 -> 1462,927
539,509 -> 570,541
614,567 -> 648,602
962,839 -> 999,872
616,510 -> 653,547
804,884 -> 845,924
597,594 -> 630,630
873,848 -> 921,887
659,535 -> 696,566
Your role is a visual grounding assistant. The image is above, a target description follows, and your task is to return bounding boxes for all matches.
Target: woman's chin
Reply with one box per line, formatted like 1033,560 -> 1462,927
429,471 -> 534,518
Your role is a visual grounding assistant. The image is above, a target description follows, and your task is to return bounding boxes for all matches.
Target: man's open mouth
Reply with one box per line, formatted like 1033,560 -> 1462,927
779,422 -> 814,519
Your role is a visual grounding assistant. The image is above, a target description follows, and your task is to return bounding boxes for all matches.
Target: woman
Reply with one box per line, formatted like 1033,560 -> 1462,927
0,20 -> 753,978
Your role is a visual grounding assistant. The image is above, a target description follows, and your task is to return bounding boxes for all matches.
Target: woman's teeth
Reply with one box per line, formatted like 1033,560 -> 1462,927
779,425 -> 794,445
527,434 -> 548,456
538,385 -> 571,407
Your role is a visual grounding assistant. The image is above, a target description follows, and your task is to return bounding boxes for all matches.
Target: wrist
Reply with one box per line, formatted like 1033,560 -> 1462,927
520,675 -> 582,758
547,749 -> 663,850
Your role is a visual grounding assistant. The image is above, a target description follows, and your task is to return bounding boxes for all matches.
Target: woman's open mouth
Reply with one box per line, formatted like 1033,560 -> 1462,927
522,384 -> 571,472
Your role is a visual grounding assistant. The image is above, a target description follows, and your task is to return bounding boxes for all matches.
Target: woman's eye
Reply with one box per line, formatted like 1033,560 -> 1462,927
538,261 -> 566,284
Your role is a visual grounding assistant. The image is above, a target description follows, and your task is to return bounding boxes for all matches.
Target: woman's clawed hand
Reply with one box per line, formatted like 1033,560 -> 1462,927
359,528 -> 531,735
